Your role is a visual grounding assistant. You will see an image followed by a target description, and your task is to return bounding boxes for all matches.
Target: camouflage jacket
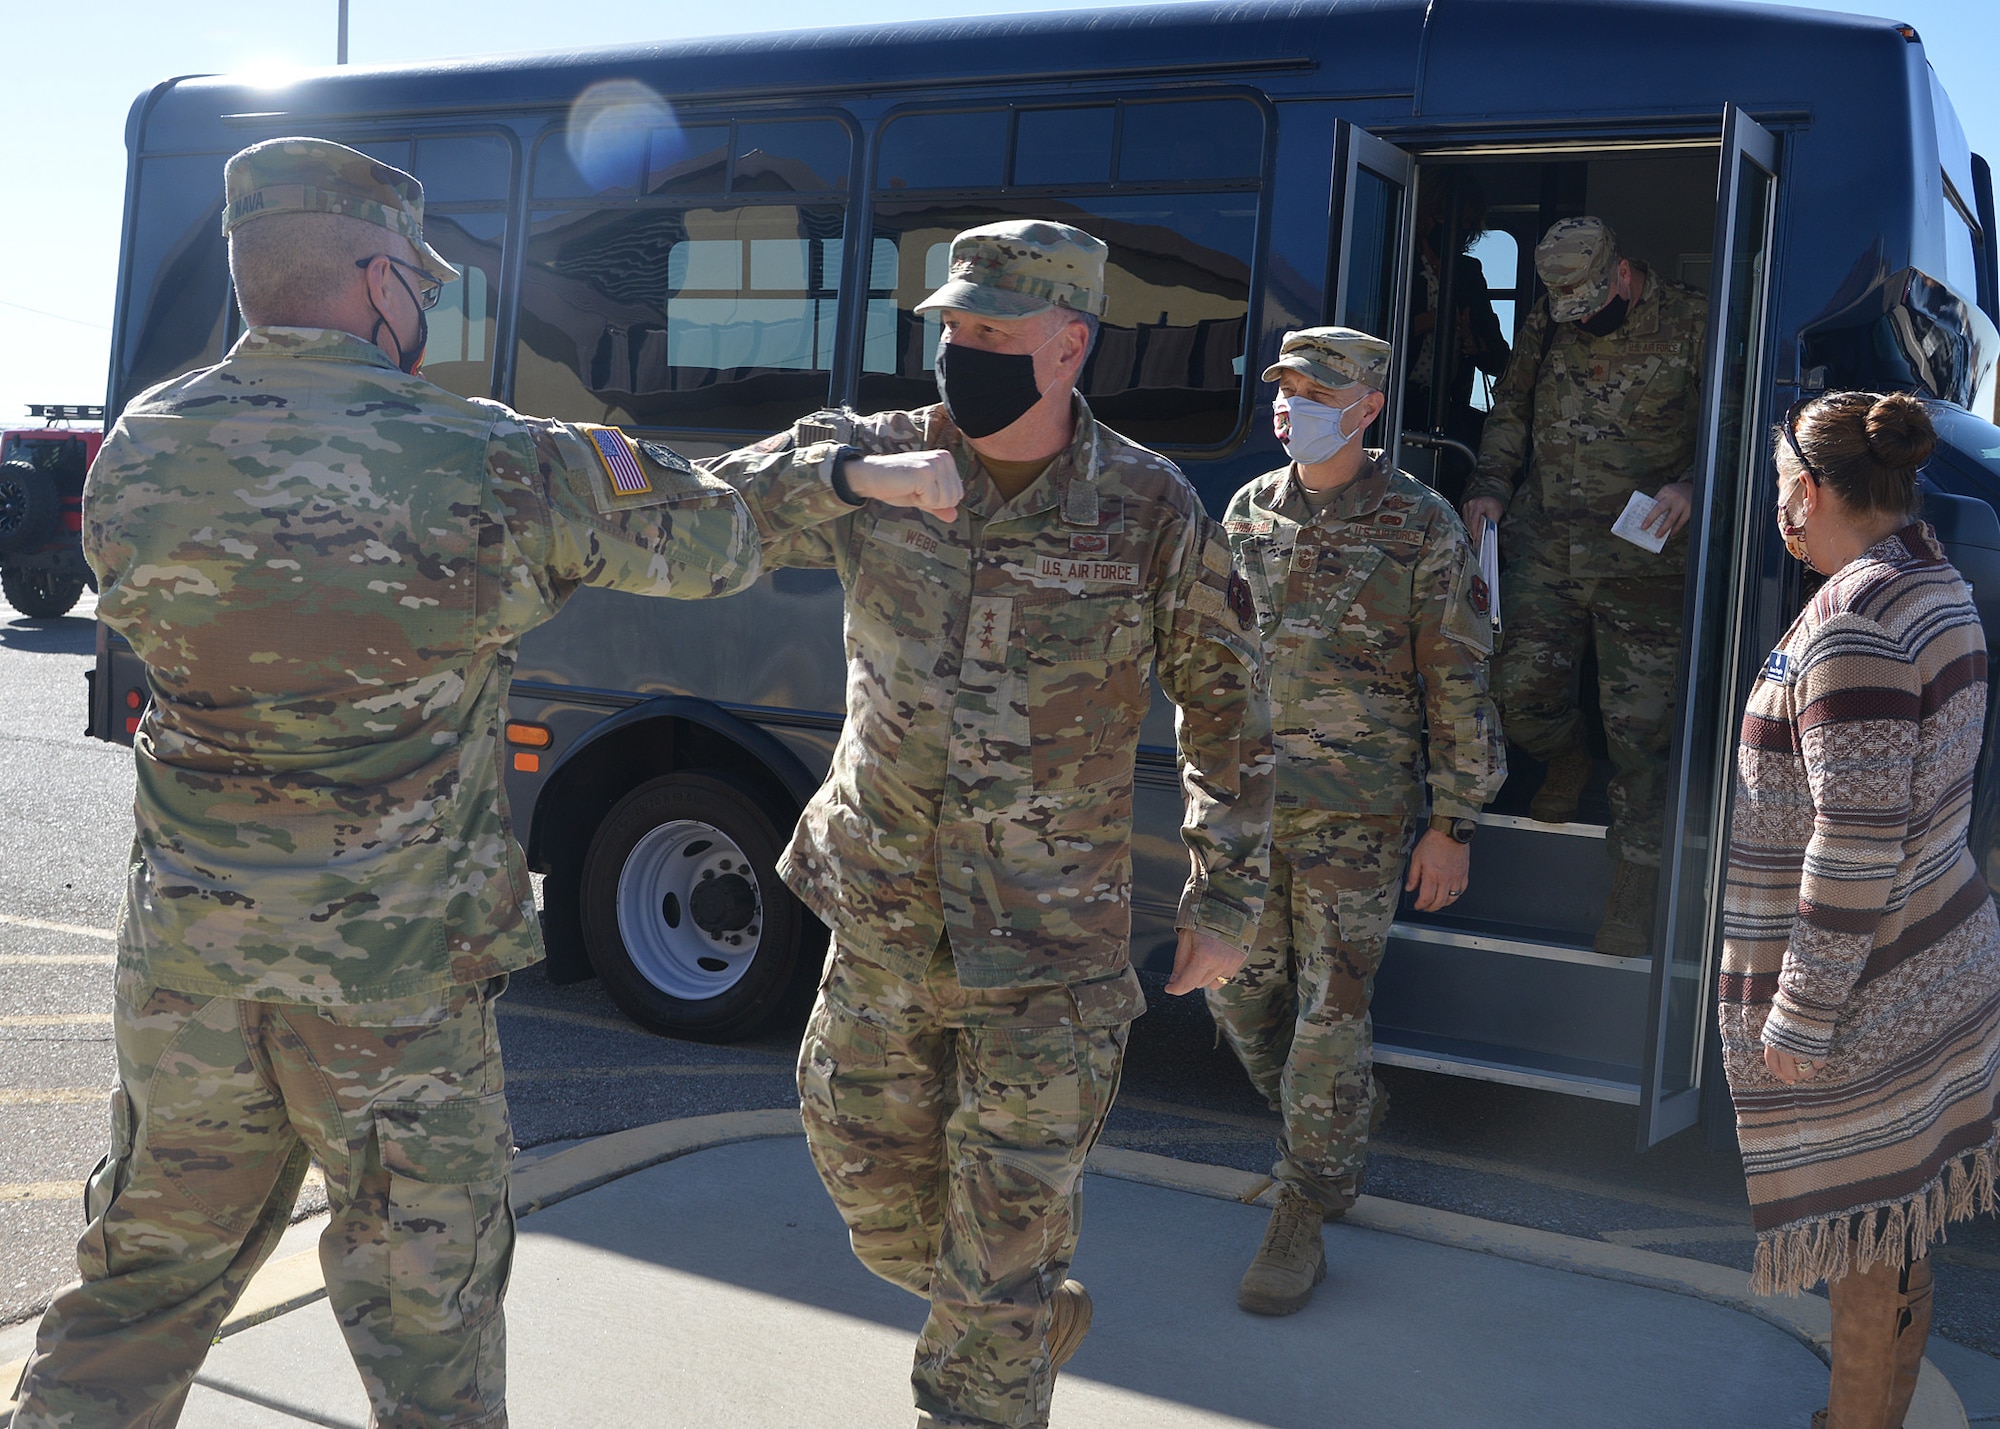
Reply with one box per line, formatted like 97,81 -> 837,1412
1225,454 -> 1505,821
86,327 -> 760,1005
708,397 -> 1273,992
1462,267 -> 1708,580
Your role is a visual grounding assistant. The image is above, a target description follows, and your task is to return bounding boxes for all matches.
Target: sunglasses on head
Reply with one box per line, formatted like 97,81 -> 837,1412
1781,396 -> 1826,487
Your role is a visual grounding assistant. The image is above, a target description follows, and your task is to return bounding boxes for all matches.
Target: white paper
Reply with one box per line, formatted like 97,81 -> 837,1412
1478,519 -> 1502,634
1611,491 -> 1670,554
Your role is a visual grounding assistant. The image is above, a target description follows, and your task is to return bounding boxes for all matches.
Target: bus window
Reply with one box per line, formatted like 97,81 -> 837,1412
1116,98 -> 1262,184
415,135 -> 515,204
117,153 -> 232,410
1014,107 -> 1114,187
515,119 -> 852,431
421,213 -> 503,401
878,111 -> 1009,190
1943,172 -> 1984,305
860,98 -> 1262,448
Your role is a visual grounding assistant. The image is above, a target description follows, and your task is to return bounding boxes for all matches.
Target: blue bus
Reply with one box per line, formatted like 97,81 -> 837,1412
87,0 -> 2000,1147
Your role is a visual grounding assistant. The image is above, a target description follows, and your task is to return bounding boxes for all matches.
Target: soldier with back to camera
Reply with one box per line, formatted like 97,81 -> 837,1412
8,137 -> 946,1429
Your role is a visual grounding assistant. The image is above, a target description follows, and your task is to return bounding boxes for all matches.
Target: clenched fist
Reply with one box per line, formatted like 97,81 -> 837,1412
843,449 -> 964,522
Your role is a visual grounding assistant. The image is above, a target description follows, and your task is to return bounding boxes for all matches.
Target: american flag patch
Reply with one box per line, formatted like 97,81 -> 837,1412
586,427 -> 651,496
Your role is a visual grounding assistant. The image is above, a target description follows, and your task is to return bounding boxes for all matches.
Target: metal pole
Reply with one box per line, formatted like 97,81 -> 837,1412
337,0 -> 349,64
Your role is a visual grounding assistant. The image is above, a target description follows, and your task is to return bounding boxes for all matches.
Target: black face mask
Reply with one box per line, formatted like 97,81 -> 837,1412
935,338 -> 1043,439
370,268 -> 429,375
1577,293 -> 1630,338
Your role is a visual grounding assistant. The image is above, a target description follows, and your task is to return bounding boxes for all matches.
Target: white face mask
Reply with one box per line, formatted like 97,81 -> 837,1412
1273,392 -> 1363,466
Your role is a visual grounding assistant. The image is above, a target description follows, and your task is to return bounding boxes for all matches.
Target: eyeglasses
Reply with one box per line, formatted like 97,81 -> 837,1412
354,254 -> 444,310
1780,396 -> 1825,487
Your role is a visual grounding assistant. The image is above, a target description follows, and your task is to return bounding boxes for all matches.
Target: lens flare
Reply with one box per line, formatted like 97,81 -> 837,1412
565,79 -> 673,194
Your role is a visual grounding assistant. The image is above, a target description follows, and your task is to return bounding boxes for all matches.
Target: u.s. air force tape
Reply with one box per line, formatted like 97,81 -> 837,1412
579,425 -> 700,511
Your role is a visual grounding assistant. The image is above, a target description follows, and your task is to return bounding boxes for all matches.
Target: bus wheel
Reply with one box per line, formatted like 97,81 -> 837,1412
579,771 -> 806,1042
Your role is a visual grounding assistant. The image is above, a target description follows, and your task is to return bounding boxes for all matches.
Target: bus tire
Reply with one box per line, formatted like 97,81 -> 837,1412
0,461 -> 60,555
579,770 -> 808,1042
2,566 -> 86,619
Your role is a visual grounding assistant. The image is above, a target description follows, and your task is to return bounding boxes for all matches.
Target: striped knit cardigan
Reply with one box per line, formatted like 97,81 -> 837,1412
1720,522 -> 2000,1296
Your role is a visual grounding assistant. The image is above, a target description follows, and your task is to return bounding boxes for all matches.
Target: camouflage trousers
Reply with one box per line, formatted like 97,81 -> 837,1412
1206,812 -> 1413,1215
1492,559 -> 1684,866
12,970 -> 514,1429
797,938 -> 1129,1429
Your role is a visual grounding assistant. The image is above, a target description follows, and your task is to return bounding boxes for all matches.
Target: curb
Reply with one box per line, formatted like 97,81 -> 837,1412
4,1112 -> 1972,1429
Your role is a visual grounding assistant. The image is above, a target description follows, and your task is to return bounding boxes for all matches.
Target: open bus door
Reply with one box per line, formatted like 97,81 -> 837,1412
1640,106 -> 1782,1147
1330,121 -> 1416,464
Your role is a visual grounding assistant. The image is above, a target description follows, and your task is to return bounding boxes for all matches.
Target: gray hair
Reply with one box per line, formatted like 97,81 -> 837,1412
228,212 -> 415,327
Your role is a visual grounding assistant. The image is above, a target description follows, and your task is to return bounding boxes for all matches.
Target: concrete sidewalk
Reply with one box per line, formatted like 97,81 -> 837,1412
1,1111 -> 1972,1428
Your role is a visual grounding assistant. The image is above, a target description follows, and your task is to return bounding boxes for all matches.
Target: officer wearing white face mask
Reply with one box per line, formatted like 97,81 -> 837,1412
1212,326 -> 1506,1316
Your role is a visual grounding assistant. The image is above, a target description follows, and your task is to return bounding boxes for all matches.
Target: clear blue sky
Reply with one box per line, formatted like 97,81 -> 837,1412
1,0 -> 1992,425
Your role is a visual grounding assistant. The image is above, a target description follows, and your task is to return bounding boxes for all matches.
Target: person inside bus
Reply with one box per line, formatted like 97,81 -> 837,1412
1211,326 -> 1505,1315
1402,172 -> 1510,505
702,220 -> 1271,1429
1720,392 -> 2000,1429
1458,216 -> 1707,958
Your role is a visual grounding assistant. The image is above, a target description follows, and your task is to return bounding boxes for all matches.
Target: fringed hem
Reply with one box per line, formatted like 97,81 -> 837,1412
1751,1130 -> 2000,1295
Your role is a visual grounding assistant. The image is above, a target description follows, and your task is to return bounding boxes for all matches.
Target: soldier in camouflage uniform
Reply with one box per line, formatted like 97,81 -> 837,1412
1459,217 -> 1707,958
705,221 -> 1272,1429
1210,327 -> 1506,1315
6,136 -> 804,1429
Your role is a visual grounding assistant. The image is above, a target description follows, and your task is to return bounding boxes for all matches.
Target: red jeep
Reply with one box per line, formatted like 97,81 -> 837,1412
0,404 -> 103,619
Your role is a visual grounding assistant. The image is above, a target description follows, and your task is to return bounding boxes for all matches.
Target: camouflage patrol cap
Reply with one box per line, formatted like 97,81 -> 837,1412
222,137 -> 459,285
1536,217 -> 1620,322
1260,326 -> 1392,393
913,220 -> 1109,319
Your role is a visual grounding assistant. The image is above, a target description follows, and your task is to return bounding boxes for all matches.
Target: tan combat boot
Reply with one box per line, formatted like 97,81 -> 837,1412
1593,859 -> 1658,959
1047,1278 -> 1093,1370
1238,1187 -> 1327,1315
1530,744 -> 1593,824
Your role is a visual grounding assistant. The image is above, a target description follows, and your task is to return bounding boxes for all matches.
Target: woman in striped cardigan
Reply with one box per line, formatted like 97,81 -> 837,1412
1721,391 -> 2000,1429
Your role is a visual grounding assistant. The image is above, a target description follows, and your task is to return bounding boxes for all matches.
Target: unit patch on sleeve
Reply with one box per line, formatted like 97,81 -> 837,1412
635,439 -> 696,477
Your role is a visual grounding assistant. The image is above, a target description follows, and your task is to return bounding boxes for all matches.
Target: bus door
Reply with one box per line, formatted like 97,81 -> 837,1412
1330,121 -> 1416,466
1640,107 -> 1781,1146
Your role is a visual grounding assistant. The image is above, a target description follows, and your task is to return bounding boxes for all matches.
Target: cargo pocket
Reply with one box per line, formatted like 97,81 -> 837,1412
964,1026 -> 1085,1195
797,1000 -> 888,1123
77,1086 -> 135,1282
1336,881 -> 1401,947
374,1092 -> 514,1337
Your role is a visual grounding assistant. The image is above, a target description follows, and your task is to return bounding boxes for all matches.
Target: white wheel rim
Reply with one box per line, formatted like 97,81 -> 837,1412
615,817 -> 765,1000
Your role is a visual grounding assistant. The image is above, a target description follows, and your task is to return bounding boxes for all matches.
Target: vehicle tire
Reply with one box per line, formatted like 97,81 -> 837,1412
579,771 -> 811,1042
1,566 -> 86,619
0,461 -> 59,555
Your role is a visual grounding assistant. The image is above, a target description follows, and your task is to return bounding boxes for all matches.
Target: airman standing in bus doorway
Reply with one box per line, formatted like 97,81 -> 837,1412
1459,217 -> 1707,958
1211,327 -> 1506,1314
705,220 -> 1273,1429
7,136 -> 936,1429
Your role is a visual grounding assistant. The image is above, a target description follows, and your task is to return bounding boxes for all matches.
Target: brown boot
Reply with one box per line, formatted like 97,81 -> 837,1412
1593,859 -> 1658,959
1047,1278 -> 1093,1370
1823,1254 -> 1935,1428
1238,1187 -> 1326,1315
1530,744 -> 1592,824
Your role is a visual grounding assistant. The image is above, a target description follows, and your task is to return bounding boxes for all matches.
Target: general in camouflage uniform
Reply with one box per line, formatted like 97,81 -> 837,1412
10,138 -> 769,1429
1459,216 -> 1708,958
706,221 -> 1273,1429
1211,327 -> 1506,1315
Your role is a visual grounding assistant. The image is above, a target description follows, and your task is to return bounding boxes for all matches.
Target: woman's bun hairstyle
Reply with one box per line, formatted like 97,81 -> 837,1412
1781,390 -> 1937,518
1863,391 -> 1939,472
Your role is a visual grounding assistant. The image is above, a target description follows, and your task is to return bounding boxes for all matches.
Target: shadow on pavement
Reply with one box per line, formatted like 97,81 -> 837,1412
513,1135 -> 1828,1428
0,616 -> 95,656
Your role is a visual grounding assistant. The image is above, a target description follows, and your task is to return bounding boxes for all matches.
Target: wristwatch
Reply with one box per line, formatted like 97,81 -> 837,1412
828,445 -> 867,506
1429,814 -> 1478,844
